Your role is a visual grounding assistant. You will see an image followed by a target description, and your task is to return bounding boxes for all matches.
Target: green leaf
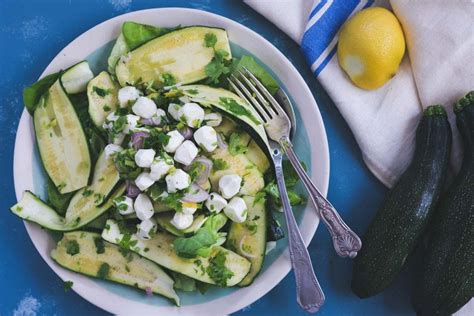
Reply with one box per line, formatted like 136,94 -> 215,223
218,97 -> 260,125
64,281 -> 74,292
282,160 -> 306,188
47,177 -> 73,216
23,72 -> 61,114
206,251 -> 234,287
235,55 -> 280,95
228,132 -> 248,155
172,272 -> 197,292
122,22 -> 178,50
204,33 -> 218,48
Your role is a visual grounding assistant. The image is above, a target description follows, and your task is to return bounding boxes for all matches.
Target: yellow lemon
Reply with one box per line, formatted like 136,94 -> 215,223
337,7 -> 406,90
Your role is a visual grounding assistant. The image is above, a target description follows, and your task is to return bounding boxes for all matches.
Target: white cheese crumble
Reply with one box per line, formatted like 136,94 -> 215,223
165,169 -> 191,193
218,174 -> 242,199
174,140 -> 199,166
134,193 -> 154,220
163,130 -> 184,153
205,193 -> 227,213
118,86 -> 140,108
193,125 -> 218,152
132,96 -> 157,119
224,196 -> 248,223
178,102 -> 204,128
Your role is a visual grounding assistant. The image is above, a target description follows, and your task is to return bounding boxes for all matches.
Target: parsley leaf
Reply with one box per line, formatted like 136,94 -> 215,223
92,86 -> 112,97
212,158 -> 229,171
218,97 -> 260,125
206,251 -> 234,287
204,33 -> 218,48
161,73 -> 176,86
64,281 -> 74,292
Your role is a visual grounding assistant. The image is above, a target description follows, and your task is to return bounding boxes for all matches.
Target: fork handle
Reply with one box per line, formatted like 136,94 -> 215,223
272,145 -> 325,313
280,137 -> 362,258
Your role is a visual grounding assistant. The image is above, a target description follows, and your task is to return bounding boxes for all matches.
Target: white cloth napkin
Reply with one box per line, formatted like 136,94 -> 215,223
244,0 -> 474,188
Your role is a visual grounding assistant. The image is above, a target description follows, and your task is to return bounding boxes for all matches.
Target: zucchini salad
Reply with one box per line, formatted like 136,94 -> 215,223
11,22 -> 305,305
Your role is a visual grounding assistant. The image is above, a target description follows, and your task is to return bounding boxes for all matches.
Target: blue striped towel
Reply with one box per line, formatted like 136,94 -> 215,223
245,0 -> 474,190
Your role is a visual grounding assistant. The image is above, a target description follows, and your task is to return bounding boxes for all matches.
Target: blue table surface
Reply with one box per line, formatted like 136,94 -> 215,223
0,0 -> 418,315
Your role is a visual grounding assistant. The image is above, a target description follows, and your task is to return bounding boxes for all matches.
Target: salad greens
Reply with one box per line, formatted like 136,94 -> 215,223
122,21 -> 176,50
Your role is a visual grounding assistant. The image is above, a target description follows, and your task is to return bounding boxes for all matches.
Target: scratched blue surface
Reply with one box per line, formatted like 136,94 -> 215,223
0,0 -> 417,315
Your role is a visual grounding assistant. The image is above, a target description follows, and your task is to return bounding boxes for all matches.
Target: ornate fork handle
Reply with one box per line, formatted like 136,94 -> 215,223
271,143 -> 325,313
280,136 -> 362,258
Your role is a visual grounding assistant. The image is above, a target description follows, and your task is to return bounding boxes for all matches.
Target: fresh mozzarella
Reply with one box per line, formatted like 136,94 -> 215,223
150,156 -> 173,181
123,114 -> 141,134
205,193 -> 227,213
113,196 -> 134,215
134,149 -> 156,168
178,103 -> 204,128
218,174 -> 242,199
104,144 -> 123,158
181,201 -> 198,215
136,218 -> 157,240
163,130 -> 184,153
174,140 -> 198,166
204,112 -> 222,127
118,86 -> 140,108
151,108 -> 167,125
224,197 -> 248,223
170,212 -> 193,230
168,103 -> 182,121
165,169 -> 191,193
193,126 -> 218,152
134,193 -> 154,220
132,96 -> 157,119
135,172 -> 155,191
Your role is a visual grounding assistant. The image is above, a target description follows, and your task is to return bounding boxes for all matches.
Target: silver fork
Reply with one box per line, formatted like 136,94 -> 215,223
229,67 -> 362,259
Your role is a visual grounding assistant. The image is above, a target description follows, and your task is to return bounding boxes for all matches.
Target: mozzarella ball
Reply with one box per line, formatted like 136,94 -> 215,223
165,169 -> 191,193
174,140 -> 198,166
193,126 -> 218,152
113,196 -> 134,215
181,201 -> 198,215
178,103 -> 204,128
218,174 -> 242,199
134,149 -> 156,168
170,212 -> 193,230
224,197 -> 248,223
150,156 -> 173,181
135,172 -> 155,191
168,103 -> 182,121
104,144 -> 123,158
163,130 -> 185,153
118,86 -> 140,108
123,114 -> 141,134
136,219 -> 157,240
205,193 -> 227,213
204,112 -> 223,127
132,97 -> 157,119
134,193 -> 154,220
151,108 -> 167,125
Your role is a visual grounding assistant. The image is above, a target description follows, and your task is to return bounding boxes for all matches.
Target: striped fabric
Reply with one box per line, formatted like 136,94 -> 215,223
301,0 -> 374,76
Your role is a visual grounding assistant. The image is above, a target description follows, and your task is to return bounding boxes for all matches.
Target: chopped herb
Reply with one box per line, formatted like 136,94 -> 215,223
57,183 -> 67,191
144,247 -> 150,253
94,193 -> 104,204
93,86 -> 112,97
229,132 -> 248,155
97,263 -> 110,279
125,265 -> 131,273
94,237 -> 106,254
159,191 -> 184,212
64,281 -> 74,292
98,177 -> 105,182
65,240 -> 80,256
212,159 -> 229,171
204,33 -> 218,48
14,206 -> 23,212
186,89 -> 199,95
114,148 -> 141,179
254,191 -> 266,205
119,233 -> 138,250
143,129 -> 170,148
82,189 -> 93,197
206,251 -> 234,287
161,73 -> 176,86
103,105 -> 111,112
219,97 -> 260,125
187,161 -> 206,181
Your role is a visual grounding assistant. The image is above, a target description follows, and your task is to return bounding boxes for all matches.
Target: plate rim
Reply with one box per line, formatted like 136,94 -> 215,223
13,7 -> 330,315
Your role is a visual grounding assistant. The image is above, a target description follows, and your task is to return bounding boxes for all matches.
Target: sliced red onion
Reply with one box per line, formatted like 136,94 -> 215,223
182,183 -> 209,203
178,126 -> 193,140
145,286 -> 153,297
185,156 -> 213,186
141,118 -> 155,126
131,131 -> 150,150
126,180 -> 140,198
217,133 -> 227,149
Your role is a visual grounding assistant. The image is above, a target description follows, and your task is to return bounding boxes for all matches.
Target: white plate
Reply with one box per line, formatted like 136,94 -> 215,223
13,8 -> 329,315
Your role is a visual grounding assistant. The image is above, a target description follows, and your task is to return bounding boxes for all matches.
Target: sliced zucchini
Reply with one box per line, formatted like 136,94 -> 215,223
51,231 -> 179,305
10,184 -> 124,231
87,71 -> 120,127
209,147 -> 264,196
107,33 -> 129,74
214,117 -> 237,137
34,79 -> 91,193
246,140 -> 270,173
180,84 -> 269,148
156,213 -> 208,237
102,220 -> 251,286
227,196 -> 267,286
65,150 -> 121,225
115,27 -> 231,87
61,61 -> 94,94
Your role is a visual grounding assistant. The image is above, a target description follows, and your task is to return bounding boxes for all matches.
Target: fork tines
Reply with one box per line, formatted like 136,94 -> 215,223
227,67 -> 288,123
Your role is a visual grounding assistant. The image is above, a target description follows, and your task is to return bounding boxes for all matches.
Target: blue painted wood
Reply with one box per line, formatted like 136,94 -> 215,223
0,0 -> 416,315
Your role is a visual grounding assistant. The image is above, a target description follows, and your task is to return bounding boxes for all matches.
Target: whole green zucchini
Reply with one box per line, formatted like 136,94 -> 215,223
413,92 -> 474,316
351,105 -> 452,298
